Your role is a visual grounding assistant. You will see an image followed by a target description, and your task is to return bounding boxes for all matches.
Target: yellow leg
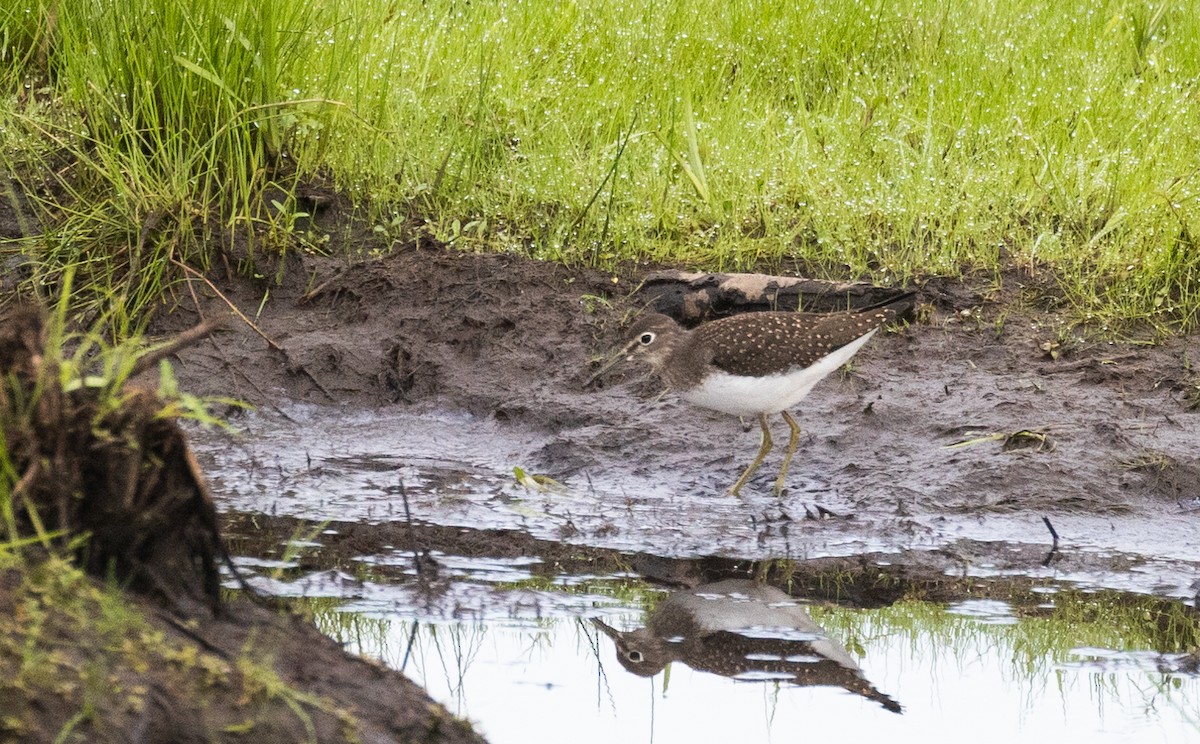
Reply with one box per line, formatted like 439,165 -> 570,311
774,411 -> 802,496
731,413 -> 773,497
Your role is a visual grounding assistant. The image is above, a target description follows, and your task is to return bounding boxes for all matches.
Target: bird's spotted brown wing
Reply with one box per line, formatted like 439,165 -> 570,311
697,309 -> 899,377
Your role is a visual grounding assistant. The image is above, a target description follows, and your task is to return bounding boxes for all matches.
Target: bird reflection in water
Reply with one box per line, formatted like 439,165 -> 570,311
592,579 -> 901,713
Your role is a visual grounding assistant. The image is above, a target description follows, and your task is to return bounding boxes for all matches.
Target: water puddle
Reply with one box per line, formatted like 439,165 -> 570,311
226,553 -> 1200,744
193,406 -> 1200,597
199,405 -> 1200,742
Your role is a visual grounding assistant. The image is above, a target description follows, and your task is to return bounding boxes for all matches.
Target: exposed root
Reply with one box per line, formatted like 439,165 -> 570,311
0,304 -> 224,613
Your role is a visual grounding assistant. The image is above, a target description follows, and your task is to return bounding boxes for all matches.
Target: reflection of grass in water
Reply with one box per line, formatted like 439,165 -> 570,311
302,572 -> 668,646
811,590 -> 1200,719
303,581 -> 1199,674
303,596 -> 391,650
303,596 -> 485,707
492,573 -> 666,611
298,582 -> 1199,730
811,590 -> 1199,665
313,607 -> 494,716
317,609 -> 509,716
300,581 -> 632,695
411,623 -> 489,713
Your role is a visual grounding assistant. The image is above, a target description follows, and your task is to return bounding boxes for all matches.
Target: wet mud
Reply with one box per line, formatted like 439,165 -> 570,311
220,511 -> 1198,612
163,242 -> 1200,598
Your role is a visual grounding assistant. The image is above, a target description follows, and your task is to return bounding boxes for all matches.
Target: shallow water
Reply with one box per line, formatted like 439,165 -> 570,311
194,405 -> 1200,598
230,558 -> 1199,744
390,621 -> 1195,744
198,405 -> 1200,743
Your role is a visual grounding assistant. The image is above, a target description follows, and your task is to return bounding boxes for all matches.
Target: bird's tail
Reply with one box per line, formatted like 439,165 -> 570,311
857,288 -> 918,319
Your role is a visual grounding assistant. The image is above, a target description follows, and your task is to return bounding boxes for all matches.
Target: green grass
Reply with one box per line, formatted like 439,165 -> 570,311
812,590 -> 1200,672
3,0 -> 1200,330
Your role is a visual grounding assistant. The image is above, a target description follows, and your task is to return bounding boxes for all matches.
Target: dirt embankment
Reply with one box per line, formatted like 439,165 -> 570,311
0,567 -> 485,744
0,303 -> 487,744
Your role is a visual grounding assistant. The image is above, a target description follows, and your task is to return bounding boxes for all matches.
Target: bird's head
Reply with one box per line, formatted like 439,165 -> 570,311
590,618 -> 673,676
585,313 -> 683,386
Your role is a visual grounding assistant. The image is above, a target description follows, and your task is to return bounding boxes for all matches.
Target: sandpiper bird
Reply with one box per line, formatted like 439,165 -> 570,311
587,293 -> 913,496
592,579 -> 902,712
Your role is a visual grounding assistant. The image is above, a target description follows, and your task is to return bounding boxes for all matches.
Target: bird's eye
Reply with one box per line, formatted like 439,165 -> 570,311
628,651 -> 643,662
638,332 -> 655,345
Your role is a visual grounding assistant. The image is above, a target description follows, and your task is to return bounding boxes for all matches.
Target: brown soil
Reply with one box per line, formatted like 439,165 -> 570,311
153,242 -> 620,422
161,241 -> 1200,559
0,567 -> 485,744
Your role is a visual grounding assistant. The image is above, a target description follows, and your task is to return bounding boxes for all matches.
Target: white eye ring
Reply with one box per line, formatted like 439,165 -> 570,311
638,332 -> 655,345
628,650 -> 643,662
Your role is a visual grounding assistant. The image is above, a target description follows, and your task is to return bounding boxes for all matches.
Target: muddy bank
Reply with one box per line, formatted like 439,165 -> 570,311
153,244 -> 619,421
162,243 -> 1200,593
0,303 -> 486,744
0,566 -> 485,744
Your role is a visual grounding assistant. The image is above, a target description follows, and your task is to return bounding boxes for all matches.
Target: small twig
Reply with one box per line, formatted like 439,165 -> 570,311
181,273 -> 295,420
1041,515 -> 1061,567
174,258 -> 335,401
1037,353 -> 1140,374
399,619 -> 420,673
399,478 -> 415,540
298,270 -> 344,305
11,460 -> 38,501
129,320 -> 219,378
172,259 -> 283,351
1041,515 -> 1060,548
399,478 -> 427,580
153,609 -> 234,660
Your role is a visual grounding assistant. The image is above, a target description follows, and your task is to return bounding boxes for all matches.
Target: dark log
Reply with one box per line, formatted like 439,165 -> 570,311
637,270 -> 914,324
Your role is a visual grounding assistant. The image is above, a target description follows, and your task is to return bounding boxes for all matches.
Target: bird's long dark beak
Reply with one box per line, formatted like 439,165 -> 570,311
589,617 -> 622,639
584,341 -> 637,388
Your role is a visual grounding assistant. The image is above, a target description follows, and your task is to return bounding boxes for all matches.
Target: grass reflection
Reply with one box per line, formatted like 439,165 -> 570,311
283,576 -> 1200,740
810,589 -> 1200,673
301,579 -> 1199,706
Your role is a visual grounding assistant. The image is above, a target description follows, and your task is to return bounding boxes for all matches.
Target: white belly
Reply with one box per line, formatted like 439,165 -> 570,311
679,328 -> 878,416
